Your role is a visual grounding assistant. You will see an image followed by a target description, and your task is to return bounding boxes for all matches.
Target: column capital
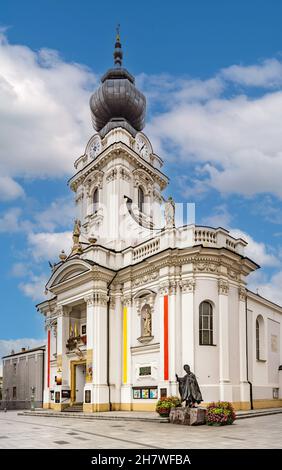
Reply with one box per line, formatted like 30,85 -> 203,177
218,278 -> 229,295
84,292 -> 109,306
158,282 -> 170,296
122,295 -> 132,307
180,278 -> 196,293
238,286 -> 247,301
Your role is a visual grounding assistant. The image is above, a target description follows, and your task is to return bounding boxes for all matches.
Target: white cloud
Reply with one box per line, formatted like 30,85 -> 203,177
35,196 -> 75,231
19,273 -> 49,301
222,58 -> 282,88
147,63 -> 282,199
0,32 -> 95,197
202,204 -> 233,228
248,270 -> 282,306
10,262 -> 29,278
0,207 -> 33,233
27,231 -> 72,261
0,176 -> 25,201
230,228 -> 279,267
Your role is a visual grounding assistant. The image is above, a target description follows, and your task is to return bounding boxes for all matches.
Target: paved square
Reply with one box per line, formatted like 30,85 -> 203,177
0,411 -> 281,449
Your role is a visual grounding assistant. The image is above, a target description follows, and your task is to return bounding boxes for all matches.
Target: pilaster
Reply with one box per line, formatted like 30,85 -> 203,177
83,290 -> 110,411
238,286 -> 250,405
218,279 -> 232,401
109,285 -> 123,409
120,294 -> 132,408
180,277 -> 196,371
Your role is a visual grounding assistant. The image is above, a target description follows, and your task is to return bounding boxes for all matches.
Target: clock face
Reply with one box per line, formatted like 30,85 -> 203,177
89,138 -> 101,158
136,136 -> 149,160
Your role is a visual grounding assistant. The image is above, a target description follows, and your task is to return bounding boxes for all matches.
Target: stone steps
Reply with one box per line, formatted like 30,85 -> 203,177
18,407 -> 282,422
64,405 -> 83,412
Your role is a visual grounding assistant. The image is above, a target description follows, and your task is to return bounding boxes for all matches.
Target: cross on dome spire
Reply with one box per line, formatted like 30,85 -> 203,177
114,24 -> 123,67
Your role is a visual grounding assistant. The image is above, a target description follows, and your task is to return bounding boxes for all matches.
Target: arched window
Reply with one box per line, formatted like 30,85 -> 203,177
138,186 -> 144,213
199,301 -> 213,345
93,188 -> 99,213
256,318 -> 260,360
256,315 -> 265,360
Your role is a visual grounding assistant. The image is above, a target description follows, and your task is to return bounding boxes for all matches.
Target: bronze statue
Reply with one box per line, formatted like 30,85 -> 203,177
176,364 -> 203,407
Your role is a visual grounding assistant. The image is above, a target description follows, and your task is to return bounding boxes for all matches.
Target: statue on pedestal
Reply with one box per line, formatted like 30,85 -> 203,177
164,196 -> 175,229
176,364 -> 203,407
71,219 -> 82,254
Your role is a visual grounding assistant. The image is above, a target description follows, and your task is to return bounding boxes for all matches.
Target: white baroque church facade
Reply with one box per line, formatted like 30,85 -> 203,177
38,34 -> 282,412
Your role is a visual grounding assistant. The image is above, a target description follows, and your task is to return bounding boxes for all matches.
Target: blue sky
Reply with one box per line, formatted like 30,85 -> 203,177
1,0 -> 282,356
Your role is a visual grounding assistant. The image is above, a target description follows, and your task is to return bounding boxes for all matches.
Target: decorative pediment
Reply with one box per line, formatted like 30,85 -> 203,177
46,259 -> 92,290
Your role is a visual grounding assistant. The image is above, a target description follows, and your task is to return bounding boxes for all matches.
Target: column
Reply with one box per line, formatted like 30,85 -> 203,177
168,281 -> 178,395
109,285 -> 123,410
181,278 -> 196,371
158,283 -> 171,397
43,323 -> 51,409
218,279 -> 232,401
84,295 -> 95,411
120,294 -> 132,410
84,290 -> 109,412
55,306 -> 70,409
238,286 -> 250,408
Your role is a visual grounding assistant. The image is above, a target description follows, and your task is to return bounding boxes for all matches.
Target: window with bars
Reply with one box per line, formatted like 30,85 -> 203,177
199,301 -> 213,345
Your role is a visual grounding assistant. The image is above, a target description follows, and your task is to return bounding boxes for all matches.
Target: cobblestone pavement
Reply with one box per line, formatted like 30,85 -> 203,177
0,411 -> 281,449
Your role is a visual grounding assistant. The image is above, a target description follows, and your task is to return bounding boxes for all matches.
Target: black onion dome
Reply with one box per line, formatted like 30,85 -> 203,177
89,29 -> 146,137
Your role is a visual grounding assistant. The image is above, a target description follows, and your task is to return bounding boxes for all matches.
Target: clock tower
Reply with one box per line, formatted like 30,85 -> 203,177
69,32 -> 168,250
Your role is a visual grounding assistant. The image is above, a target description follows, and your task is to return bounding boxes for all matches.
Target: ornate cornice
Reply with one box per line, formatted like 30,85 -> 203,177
132,271 -> 158,288
69,143 -> 168,192
194,257 -> 220,273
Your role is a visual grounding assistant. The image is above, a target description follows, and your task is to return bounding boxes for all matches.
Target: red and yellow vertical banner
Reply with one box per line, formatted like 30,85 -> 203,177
123,306 -> 127,384
163,295 -> 169,380
47,329 -> 51,388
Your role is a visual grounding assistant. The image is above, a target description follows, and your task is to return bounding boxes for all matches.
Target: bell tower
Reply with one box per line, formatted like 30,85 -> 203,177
69,29 -> 168,250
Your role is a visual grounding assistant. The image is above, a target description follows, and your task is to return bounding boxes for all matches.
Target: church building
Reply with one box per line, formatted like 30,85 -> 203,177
37,32 -> 282,412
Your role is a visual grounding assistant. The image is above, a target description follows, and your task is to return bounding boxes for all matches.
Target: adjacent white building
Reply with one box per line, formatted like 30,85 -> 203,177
37,34 -> 282,412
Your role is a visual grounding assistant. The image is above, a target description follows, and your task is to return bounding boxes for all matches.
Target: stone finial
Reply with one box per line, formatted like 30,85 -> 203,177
59,250 -> 67,261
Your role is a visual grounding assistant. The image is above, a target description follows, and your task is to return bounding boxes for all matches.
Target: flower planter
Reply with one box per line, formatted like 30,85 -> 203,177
156,396 -> 182,418
206,401 -> 236,426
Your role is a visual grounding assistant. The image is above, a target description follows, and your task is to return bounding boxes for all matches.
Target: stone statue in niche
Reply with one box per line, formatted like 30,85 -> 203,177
142,304 -> 152,337
164,196 -> 175,229
176,364 -> 203,408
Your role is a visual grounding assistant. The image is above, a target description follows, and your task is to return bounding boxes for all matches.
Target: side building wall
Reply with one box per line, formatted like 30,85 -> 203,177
1,349 -> 45,410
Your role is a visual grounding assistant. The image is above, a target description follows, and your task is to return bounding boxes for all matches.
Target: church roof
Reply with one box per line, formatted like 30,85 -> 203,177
89,27 -> 146,137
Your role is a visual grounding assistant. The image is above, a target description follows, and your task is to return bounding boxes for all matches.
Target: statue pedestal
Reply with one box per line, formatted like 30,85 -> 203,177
169,407 -> 206,426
